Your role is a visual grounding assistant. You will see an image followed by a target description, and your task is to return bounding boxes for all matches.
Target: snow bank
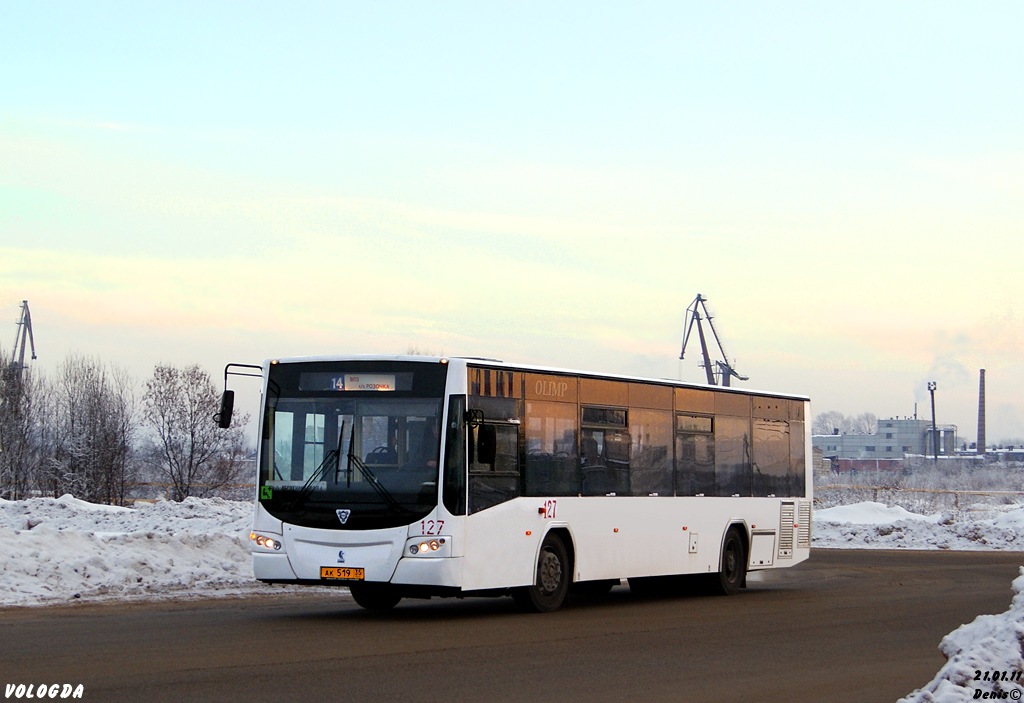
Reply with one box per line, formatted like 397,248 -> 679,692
0,495 -> 280,606
815,501 -> 943,525
4,496 -> 1024,608
813,501 -> 1024,551
899,568 -> 1024,703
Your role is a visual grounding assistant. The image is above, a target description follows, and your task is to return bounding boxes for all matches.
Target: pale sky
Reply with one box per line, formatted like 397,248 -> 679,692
1,2 -> 1022,442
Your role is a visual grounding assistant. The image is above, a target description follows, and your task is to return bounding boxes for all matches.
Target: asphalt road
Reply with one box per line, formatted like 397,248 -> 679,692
1,550 -> 1021,703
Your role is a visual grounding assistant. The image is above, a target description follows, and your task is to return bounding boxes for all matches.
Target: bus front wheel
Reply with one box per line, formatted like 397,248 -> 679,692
349,582 -> 402,611
512,533 -> 570,612
710,527 -> 747,596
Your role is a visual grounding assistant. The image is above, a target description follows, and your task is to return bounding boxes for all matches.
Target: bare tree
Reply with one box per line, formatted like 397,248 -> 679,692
812,410 -> 846,436
42,355 -> 138,504
405,345 -> 444,356
143,363 -> 249,501
812,411 -> 878,436
0,353 -> 41,499
851,412 -> 878,435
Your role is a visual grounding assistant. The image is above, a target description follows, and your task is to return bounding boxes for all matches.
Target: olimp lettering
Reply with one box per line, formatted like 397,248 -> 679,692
535,380 -> 568,398
5,684 -> 84,699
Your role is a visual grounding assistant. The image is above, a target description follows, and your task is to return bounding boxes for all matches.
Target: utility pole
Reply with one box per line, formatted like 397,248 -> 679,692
927,381 -> 938,463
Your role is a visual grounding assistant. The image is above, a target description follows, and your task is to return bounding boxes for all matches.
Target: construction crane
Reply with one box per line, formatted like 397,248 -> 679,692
11,300 -> 37,376
679,294 -> 748,387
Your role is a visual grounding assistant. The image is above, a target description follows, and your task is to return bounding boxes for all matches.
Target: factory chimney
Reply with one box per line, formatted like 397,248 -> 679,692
977,369 -> 986,456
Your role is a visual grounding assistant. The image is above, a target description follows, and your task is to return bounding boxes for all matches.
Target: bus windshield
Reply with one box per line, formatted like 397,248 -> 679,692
258,361 -> 447,530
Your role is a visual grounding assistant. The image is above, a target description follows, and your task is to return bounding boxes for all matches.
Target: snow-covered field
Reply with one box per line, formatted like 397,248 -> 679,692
2,495 -> 1023,702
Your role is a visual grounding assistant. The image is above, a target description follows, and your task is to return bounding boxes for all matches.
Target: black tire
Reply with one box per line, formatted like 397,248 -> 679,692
512,534 -> 571,612
710,527 -> 747,596
349,582 -> 402,611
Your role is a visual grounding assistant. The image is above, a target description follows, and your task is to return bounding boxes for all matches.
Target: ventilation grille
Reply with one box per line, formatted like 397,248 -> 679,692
797,501 -> 812,549
778,502 -> 795,558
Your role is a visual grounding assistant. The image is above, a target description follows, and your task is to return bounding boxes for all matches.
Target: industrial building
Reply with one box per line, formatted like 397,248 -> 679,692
813,418 -> 957,464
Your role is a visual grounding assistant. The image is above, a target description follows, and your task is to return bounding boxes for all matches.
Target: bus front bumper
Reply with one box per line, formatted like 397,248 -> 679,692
253,550 -> 463,588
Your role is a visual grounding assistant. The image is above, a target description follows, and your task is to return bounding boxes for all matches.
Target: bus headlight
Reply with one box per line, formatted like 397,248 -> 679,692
250,532 -> 282,551
405,537 -> 449,557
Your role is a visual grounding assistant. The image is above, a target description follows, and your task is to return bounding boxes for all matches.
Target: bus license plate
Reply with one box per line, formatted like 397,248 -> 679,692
320,567 -> 364,580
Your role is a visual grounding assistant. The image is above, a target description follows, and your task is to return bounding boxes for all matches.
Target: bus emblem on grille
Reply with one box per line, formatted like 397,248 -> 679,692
338,550 -> 345,563
336,509 -> 351,525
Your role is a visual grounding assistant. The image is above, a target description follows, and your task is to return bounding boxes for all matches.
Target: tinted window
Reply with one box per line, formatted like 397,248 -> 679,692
752,419 -> 789,496
677,433 -> 714,496
676,413 -> 714,496
715,416 -> 750,496
630,409 -> 672,496
581,406 -> 627,427
524,401 -> 578,496
581,428 -> 630,496
442,396 -> 466,516
469,424 -> 521,513
790,420 -> 806,496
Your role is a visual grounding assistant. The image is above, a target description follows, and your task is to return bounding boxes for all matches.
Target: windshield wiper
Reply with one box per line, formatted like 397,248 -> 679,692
287,422 -> 345,513
345,450 -> 414,516
287,422 -> 417,518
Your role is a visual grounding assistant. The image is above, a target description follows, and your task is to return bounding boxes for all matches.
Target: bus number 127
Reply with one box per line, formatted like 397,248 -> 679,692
420,519 -> 444,535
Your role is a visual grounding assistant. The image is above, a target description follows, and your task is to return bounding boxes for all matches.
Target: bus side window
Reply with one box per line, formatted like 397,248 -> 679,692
442,396 -> 467,516
477,424 -> 497,465
790,418 -> 806,497
715,416 -> 751,497
469,423 -> 520,513
580,405 -> 629,496
676,414 -> 714,496
752,418 -> 789,497
629,409 -> 672,496
524,401 -> 578,497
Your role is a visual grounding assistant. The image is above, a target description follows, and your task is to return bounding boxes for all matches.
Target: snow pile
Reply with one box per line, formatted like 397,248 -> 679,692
898,568 -> 1024,703
4,496 -> 1024,608
0,495 -> 265,606
813,501 -> 1024,550
815,501 -> 944,525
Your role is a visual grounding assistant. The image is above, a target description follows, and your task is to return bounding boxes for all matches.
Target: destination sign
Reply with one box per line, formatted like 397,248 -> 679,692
298,371 -> 413,392
335,374 -> 396,391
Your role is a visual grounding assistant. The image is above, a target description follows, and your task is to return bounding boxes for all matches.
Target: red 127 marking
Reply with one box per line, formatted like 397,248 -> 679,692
420,519 -> 445,535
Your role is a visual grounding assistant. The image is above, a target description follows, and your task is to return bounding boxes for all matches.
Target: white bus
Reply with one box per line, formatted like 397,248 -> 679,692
237,355 -> 811,612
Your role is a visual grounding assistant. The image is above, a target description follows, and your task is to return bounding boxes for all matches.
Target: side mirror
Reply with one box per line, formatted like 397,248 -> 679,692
215,390 -> 235,429
477,424 -> 497,465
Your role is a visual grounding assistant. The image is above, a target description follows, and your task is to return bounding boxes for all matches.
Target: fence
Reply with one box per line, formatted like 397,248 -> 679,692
815,484 -> 1024,513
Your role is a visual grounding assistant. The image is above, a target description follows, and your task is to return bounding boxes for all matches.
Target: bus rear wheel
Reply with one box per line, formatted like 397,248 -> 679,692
710,527 -> 747,596
512,534 -> 570,612
349,583 -> 402,611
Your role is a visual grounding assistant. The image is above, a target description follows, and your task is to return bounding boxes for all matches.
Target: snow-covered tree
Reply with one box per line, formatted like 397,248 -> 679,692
41,355 -> 138,504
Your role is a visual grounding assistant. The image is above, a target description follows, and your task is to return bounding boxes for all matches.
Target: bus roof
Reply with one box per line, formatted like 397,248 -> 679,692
264,354 -> 810,402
